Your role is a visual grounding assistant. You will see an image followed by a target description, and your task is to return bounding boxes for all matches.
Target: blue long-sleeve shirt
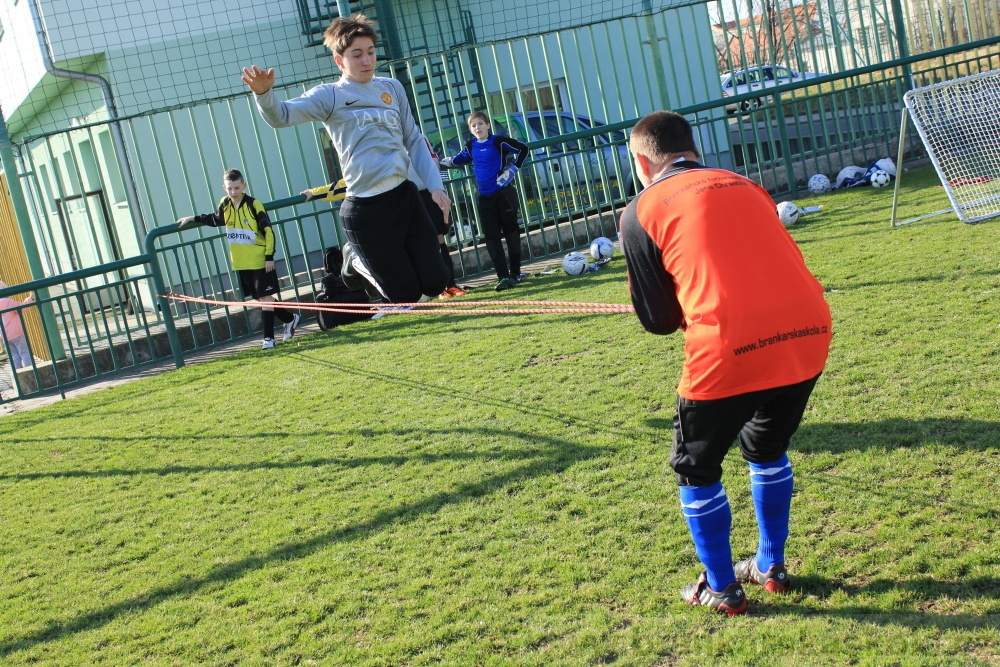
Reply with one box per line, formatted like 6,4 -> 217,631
449,133 -> 529,196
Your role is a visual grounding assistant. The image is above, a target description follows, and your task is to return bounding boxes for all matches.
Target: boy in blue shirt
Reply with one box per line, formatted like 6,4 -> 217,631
441,112 -> 529,291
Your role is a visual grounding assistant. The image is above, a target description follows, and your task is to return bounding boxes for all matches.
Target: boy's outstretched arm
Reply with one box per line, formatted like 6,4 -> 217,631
440,139 -> 474,169
241,65 -> 275,95
301,179 -> 347,202
249,68 -> 335,128
177,200 -> 226,228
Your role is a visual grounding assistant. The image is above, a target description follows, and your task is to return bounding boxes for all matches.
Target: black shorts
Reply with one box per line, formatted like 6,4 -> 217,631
419,189 -> 450,236
339,180 -> 449,303
670,374 -> 821,486
238,268 -> 280,300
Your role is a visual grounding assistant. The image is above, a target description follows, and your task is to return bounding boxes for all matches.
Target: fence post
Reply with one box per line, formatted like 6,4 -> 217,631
0,109 -> 66,359
890,0 -> 914,90
641,7 -> 670,112
144,225 -> 186,369
773,92 -> 798,198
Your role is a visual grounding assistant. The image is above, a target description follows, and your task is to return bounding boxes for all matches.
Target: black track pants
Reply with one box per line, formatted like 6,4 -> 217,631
477,187 -> 522,279
340,181 -> 449,303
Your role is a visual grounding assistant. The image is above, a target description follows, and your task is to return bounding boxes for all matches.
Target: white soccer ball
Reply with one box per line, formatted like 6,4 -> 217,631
562,251 -> 589,276
807,173 -> 831,194
869,169 -> 892,188
776,201 -> 801,227
589,237 -> 615,260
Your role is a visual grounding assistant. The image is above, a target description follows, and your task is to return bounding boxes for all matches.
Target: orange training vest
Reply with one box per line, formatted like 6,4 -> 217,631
632,168 -> 832,400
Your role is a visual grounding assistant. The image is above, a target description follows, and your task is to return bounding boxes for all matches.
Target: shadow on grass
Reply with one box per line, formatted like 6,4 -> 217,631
793,574 -> 1000,602
820,267 -> 1000,291
289,352 -> 653,439
0,436 -> 607,658
0,431 -> 558,481
643,417 -> 1000,453
753,575 -> 1000,627
795,418 -> 1000,453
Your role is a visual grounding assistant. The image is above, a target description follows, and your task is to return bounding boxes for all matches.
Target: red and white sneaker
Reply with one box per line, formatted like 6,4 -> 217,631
282,313 -> 301,342
680,572 -> 748,616
734,558 -> 791,593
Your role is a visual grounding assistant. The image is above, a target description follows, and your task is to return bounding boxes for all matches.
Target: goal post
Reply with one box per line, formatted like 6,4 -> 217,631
890,68 -> 1000,226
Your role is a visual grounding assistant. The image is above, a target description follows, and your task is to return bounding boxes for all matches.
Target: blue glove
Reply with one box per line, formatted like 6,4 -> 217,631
496,164 -> 518,188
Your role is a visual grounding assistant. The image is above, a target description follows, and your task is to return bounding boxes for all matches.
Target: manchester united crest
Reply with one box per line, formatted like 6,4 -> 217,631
381,92 -> 392,105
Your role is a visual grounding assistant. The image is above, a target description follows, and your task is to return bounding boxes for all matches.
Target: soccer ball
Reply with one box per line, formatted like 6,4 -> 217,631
807,174 -> 831,194
589,237 -> 615,260
869,169 -> 892,188
562,251 -> 589,276
776,201 -> 801,227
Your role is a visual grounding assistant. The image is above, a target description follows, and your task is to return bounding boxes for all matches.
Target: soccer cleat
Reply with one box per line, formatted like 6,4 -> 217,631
437,289 -> 455,300
282,313 -> 301,342
495,277 -> 517,291
447,286 -> 468,297
680,572 -> 748,616
734,558 -> 791,593
340,243 -> 365,292
261,337 -> 276,350
515,273 -> 529,282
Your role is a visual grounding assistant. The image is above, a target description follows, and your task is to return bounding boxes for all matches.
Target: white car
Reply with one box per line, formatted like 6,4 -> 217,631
720,65 -> 826,112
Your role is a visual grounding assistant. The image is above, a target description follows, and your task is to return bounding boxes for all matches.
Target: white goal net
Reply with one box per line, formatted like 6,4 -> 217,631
904,69 -> 1000,224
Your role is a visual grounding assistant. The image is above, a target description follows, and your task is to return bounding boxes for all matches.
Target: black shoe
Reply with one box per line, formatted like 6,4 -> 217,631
734,558 -> 791,593
680,572 -> 748,616
495,277 -> 517,291
341,243 -> 365,292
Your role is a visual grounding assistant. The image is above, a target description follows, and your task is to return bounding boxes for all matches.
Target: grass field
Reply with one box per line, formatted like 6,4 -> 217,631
1,165 -> 998,666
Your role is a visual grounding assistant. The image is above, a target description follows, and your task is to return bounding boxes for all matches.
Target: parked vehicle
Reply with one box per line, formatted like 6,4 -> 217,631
720,65 -> 826,112
427,111 -> 635,226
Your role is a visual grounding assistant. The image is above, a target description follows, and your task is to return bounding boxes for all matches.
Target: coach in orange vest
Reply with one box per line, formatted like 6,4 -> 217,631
619,111 -> 832,616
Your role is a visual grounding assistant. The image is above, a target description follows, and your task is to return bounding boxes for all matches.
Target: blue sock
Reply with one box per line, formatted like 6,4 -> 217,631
679,482 -> 735,591
749,454 -> 794,571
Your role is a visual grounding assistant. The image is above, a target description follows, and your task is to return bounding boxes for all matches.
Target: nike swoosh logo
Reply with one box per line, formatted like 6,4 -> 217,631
345,100 -> 359,106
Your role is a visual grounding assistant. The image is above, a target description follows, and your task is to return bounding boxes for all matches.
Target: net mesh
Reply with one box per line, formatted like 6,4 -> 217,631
0,0 -> 694,140
905,69 -> 1000,223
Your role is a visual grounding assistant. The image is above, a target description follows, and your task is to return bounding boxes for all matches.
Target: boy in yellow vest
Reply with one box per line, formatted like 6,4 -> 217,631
178,168 -> 299,349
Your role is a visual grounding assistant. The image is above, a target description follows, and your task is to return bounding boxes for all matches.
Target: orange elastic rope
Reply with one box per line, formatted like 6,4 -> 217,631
161,292 -> 634,315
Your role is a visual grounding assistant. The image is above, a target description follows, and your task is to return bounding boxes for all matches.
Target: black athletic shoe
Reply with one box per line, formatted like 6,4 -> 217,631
495,277 -> 517,291
341,243 -> 365,292
680,572 -> 748,616
734,558 -> 791,593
